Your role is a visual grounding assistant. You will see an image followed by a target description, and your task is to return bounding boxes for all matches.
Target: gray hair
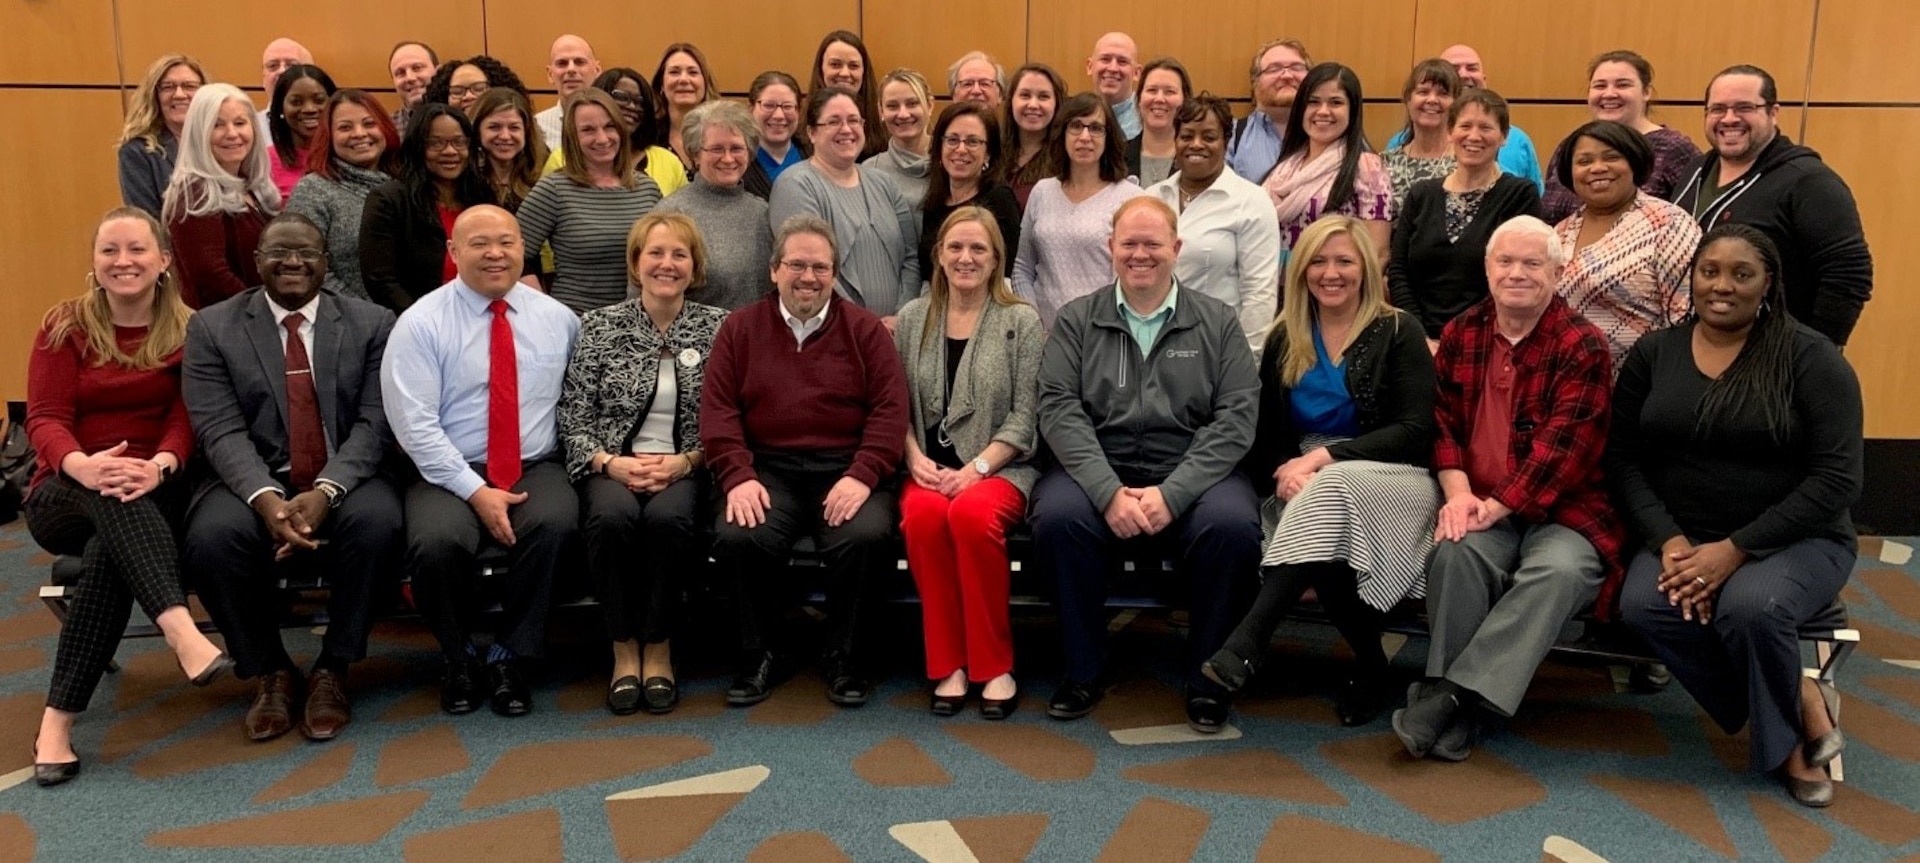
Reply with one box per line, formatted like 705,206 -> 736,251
771,214 -> 839,269
683,99 -> 759,157
947,51 -> 1005,94
1486,215 -> 1568,270
163,83 -> 280,223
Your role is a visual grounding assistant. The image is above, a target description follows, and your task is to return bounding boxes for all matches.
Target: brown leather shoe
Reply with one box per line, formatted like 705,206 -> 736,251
245,669 -> 302,742
300,669 -> 352,741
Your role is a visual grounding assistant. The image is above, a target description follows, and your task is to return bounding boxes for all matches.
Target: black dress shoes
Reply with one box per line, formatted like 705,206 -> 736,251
489,660 -> 532,717
1046,681 -> 1104,720
727,651 -> 779,707
824,653 -> 871,707
1185,690 -> 1230,734
1334,674 -> 1391,728
979,690 -> 1020,721
32,739 -> 80,787
642,677 -> 680,715
1200,649 -> 1256,694
441,659 -> 484,715
606,675 -> 642,716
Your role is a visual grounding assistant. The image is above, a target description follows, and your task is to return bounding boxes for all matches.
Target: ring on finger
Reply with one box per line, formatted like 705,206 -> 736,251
1693,576 -> 1707,588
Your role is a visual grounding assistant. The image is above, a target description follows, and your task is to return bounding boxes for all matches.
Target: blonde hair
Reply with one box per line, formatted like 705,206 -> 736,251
120,54 -> 206,153
879,68 -> 932,140
45,208 -> 192,369
626,211 -> 708,289
560,88 -> 640,190
923,207 -> 1025,350
1273,215 -> 1390,386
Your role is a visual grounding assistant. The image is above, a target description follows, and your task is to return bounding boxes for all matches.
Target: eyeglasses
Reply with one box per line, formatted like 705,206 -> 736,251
701,144 -> 749,158
609,90 -> 648,107
426,136 -> 470,152
1066,119 -> 1107,137
956,78 -> 999,92
259,247 -> 325,263
779,260 -> 833,278
755,100 -> 796,113
942,134 -> 988,150
448,82 -> 491,100
1705,102 -> 1770,118
158,81 -> 201,96
814,116 -> 864,130
1258,62 -> 1310,79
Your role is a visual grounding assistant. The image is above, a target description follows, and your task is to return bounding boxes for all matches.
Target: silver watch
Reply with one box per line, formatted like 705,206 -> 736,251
972,457 -> 991,476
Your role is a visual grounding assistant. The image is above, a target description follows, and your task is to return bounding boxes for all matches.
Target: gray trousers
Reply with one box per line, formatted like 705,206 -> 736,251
1425,518 -> 1603,716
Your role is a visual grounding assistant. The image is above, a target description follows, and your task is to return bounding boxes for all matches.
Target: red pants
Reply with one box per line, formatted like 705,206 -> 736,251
898,477 -> 1026,681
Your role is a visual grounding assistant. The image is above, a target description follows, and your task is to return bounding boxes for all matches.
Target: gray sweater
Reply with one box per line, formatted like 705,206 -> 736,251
118,132 -> 177,217
656,178 -> 774,310
285,161 -> 392,300
767,160 -> 921,316
862,140 -> 931,209
518,172 -> 664,314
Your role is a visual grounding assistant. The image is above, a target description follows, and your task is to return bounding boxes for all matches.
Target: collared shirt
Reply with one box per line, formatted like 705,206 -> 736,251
535,103 -> 563,152
1111,95 -> 1141,140
266,292 -> 320,353
778,293 -> 832,349
382,279 -> 580,500
1115,281 -> 1177,357
1147,170 -> 1281,352
1228,110 -> 1285,182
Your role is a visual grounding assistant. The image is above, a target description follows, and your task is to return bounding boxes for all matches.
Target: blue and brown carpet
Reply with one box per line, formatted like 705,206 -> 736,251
1,519 -> 1918,861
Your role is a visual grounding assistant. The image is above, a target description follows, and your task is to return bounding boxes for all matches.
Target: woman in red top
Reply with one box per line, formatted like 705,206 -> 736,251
163,83 -> 279,309
25,207 -> 229,787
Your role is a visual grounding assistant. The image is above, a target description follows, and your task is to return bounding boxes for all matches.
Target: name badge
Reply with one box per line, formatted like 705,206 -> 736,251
678,348 -> 702,368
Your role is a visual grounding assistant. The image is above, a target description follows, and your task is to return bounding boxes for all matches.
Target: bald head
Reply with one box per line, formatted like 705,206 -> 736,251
548,34 -> 601,97
261,38 -> 312,93
1086,32 -> 1140,104
1440,44 -> 1486,88
450,206 -> 525,297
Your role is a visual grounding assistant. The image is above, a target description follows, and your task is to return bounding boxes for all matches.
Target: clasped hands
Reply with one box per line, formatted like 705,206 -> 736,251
67,441 -> 169,503
252,489 -> 331,561
605,453 -> 692,495
1103,486 -> 1172,539
1655,536 -> 1748,624
1433,492 -> 1513,542
724,476 -> 871,529
906,450 -> 985,498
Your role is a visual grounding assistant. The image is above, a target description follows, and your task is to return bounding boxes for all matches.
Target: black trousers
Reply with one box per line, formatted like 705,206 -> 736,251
27,474 -> 191,713
184,476 -> 404,679
580,472 -> 705,644
402,459 -> 578,662
710,452 -> 896,658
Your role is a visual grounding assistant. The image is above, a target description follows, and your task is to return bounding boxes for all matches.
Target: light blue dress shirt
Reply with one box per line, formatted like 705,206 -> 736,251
1111,96 -> 1141,140
1228,111 -> 1285,183
1116,281 -> 1178,357
381,279 -> 580,500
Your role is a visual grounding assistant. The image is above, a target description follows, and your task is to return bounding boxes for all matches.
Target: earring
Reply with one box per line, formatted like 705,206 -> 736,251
86,272 -> 102,291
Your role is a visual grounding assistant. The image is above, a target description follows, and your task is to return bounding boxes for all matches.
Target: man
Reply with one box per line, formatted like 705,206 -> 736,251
1391,45 -> 1542,192
1228,38 -> 1310,182
950,51 -> 1004,111
1672,65 -> 1872,346
701,215 -> 908,709
534,34 -> 602,151
382,206 -> 581,717
389,41 -> 439,132
182,214 -> 401,743
1032,198 -> 1262,732
259,37 -> 313,129
1396,215 -> 1624,762
1085,32 -> 1142,139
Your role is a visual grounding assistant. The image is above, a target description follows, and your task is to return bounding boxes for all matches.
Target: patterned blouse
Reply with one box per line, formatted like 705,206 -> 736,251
1271,151 -> 1396,250
1383,147 -> 1455,214
1541,126 -> 1703,224
558,299 -> 731,479
1553,192 -> 1703,375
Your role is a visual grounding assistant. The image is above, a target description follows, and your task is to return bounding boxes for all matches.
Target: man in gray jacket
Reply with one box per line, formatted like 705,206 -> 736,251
1032,197 -> 1262,732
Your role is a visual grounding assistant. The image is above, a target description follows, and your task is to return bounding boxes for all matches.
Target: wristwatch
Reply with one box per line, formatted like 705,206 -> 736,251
972,457 -> 992,477
315,479 -> 345,509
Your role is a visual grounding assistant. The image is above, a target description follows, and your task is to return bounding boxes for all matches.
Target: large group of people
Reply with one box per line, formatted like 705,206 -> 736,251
31,29 -> 1874,812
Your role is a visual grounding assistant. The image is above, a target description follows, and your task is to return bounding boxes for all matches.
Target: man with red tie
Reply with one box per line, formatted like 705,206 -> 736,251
183,213 -> 402,742
382,205 -> 581,717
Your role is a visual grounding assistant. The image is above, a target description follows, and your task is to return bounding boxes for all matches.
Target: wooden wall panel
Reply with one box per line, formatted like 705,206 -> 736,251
1810,0 -> 1920,104
483,0 -> 860,97
1253,0 -> 1418,103
863,0 -> 1027,96
1411,0 -> 1814,103
0,0 -> 118,85
1802,108 -> 1919,438
1027,0 -> 1260,102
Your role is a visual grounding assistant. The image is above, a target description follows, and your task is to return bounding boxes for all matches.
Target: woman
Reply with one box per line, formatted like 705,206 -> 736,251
470,88 -> 548,212
864,68 -> 933,207
1382,59 -> 1460,212
359,103 -> 495,311
919,102 -> 1021,281
422,55 -> 533,120
1148,95 -> 1280,352
26,207 -> 229,787
1264,63 -> 1393,259
656,100 -> 773,310
653,43 -> 721,174
1202,216 -> 1437,727
1003,63 -> 1067,209
1388,90 -> 1542,342
285,90 -> 400,300
1552,120 -> 1700,373
519,88 -> 664,314
744,71 -> 806,199
767,87 -> 919,319
811,30 -> 885,160
1011,93 -> 1145,330
265,64 -> 338,200
1612,225 -> 1862,809
1126,58 -> 1190,187
543,69 -> 687,197
117,54 -> 206,216
895,208 -> 1044,720
1542,50 -> 1702,224
561,212 -> 729,717
163,83 -> 279,310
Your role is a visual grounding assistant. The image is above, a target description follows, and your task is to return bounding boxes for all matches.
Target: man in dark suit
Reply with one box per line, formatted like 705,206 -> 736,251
182,213 -> 403,743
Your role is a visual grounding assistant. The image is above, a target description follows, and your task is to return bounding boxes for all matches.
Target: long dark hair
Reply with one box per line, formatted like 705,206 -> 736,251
924,102 -> 1003,210
307,89 -> 401,179
398,103 -> 495,218
1690,224 -> 1797,445
1051,92 -> 1129,183
594,67 -> 660,166
1278,62 -> 1370,211
1003,63 -> 1066,187
810,30 -> 883,158
469,88 -> 546,212
269,64 -> 338,168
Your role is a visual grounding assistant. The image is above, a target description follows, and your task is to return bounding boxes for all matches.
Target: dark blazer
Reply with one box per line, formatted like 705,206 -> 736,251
359,180 -> 448,312
182,288 -> 397,502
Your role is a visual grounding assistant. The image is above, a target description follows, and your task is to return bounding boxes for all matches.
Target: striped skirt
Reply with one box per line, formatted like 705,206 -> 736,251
1260,438 -> 1439,612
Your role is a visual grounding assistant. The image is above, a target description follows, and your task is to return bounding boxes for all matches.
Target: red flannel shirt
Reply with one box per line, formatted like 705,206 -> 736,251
1433,296 -> 1628,619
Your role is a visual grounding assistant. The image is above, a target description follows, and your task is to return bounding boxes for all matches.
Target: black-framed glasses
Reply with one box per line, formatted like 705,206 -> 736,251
259,247 -> 326,264
942,134 -> 988,150
448,82 -> 491,99
426,136 -> 471,152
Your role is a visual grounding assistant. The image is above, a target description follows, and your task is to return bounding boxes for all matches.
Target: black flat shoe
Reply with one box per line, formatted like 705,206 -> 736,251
184,652 -> 233,687
980,691 -> 1020,721
824,654 -> 871,707
606,675 -> 642,716
32,739 -> 80,787
441,659 -> 484,715
1185,691 -> 1230,734
1200,649 -> 1255,694
1046,681 -> 1104,720
1334,675 -> 1391,728
727,651 -> 779,707
489,660 -> 532,717
642,677 -> 679,714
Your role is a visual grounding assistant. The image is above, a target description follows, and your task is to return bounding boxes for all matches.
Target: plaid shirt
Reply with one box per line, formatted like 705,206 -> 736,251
1433,296 -> 1628,619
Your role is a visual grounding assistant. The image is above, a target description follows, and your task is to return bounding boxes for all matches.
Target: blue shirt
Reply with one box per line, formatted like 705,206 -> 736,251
1228,111 -> 1285,183
1389,124 -> 1543,192
382,279 -> 580,500
756,145 -> 805,186
1289,323 -> 1358,436
1116,281 -> 1177,357
1111,96 -> 1141,140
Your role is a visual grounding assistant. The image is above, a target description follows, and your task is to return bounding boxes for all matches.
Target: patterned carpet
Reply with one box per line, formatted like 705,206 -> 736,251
1,518 -> 1918,862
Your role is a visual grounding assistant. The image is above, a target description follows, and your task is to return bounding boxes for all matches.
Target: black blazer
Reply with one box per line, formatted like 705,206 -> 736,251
1243,309 -> 1436,497
1387,174 -> 1541,338
359,180 -> 449,312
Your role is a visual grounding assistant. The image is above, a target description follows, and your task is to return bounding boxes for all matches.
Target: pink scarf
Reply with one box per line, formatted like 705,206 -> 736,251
1263,141 -> 1345,229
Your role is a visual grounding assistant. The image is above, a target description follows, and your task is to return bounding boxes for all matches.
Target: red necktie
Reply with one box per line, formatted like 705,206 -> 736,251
283,312 -> 326,491
487,299 -> 522,491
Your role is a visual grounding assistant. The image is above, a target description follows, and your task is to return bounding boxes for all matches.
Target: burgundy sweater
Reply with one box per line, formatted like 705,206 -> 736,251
699,295 -> 908,492
26,321 -> 195,491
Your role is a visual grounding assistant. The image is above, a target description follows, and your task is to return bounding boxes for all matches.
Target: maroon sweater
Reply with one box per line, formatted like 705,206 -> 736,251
26,320 -> 195,491
168,190 -> 267,309
700,295 -> 908,492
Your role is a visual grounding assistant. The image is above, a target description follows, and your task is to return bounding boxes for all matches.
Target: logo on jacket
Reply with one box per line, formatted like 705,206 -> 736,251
1165,348 -> 1199,359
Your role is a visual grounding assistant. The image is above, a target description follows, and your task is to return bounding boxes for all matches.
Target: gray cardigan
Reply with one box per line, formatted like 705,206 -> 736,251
893,295 -> 1045,496
285,161 -> 392,300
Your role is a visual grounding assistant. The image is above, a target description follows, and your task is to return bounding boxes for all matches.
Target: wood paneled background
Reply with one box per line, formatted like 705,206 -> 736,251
3,0 -> 1912,435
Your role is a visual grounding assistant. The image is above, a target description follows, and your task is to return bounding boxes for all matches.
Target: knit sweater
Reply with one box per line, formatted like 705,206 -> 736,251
26,322 -> 194,491
1387,174 -> 1542,338
863,140 -> 931,209
517,172 -> 663,314
655,178 -> 775,310
767,160 -> 921,316
1012,177 -> 1147,330
285,161 -> 392,300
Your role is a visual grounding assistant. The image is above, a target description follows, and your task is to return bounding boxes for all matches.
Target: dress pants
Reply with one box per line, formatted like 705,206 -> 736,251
899,477 -> 1027,681
580,472 -> 705,644
184,476 -> 404,679
1030,468 -> 1261,691
710,452 -> 896,658
1620,537 -> 1853,773
1424,517 -> 1603,716
403,459 -> 577,662
27,475 -> 191,713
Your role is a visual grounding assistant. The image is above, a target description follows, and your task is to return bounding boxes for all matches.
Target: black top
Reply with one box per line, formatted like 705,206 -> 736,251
1242,309 -> 1436,498
743,160 -> 773,202
1387,174 -> 1541,338
923,336 -> 969,468
358,179 -> 451,312
919,183 -> 1022,284
1605,321 -> 1863,556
